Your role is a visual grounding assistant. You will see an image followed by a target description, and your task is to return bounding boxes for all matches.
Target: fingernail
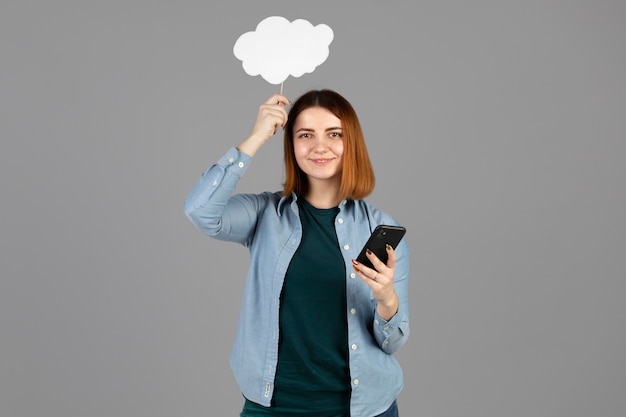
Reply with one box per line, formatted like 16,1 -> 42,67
351,259 -> 359,265
386,244 -> 392,250
366,249 -> 372,255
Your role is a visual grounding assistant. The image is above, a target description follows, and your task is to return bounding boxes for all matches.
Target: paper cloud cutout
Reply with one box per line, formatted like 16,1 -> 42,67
233,16 -> 334,85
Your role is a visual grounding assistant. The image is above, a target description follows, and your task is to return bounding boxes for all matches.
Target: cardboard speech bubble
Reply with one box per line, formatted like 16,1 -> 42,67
233,16 -> 334,86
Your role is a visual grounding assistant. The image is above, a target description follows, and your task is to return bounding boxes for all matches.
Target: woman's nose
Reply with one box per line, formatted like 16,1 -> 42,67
313,138 -> 329,152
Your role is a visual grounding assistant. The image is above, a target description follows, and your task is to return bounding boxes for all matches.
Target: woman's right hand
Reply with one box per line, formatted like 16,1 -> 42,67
237,94 -> 290,157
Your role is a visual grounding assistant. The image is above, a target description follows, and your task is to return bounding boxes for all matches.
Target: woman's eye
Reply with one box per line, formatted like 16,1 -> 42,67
330,132 -> 343,138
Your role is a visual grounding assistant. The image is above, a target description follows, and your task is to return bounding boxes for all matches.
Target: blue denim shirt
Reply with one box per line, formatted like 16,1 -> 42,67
184,147 -> 410,417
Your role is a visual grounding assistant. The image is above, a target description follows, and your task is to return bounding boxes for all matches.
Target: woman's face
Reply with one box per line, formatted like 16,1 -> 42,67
292,106 -> 344,186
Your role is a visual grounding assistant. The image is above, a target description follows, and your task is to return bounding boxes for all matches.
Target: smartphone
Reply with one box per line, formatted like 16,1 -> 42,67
355,225 -> 406,269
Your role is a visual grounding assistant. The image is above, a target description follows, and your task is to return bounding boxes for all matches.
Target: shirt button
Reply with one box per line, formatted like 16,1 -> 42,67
337,218 -> 344,224
228,157 -> 235,163
353,379 -> 359,385
375,319 -> 380,325
238,162 -> 244,168
350,273 -> 356,279
342,200 -> 348,205
351,344 -> 357,350
212,180 -> 218,186
350,308 -> 356,315
343,244 -> 350,250
383,325 -> 390,331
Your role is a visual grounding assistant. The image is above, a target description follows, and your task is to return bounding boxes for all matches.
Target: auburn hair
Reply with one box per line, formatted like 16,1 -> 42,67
283,89 -> 375,200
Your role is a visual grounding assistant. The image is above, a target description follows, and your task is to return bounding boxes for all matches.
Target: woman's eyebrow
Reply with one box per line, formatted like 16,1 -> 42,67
294,126 -> 342,133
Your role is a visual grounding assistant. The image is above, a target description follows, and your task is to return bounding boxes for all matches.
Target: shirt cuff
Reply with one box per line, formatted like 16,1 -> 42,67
374,310 -> 400,339
218,147 -> 252,172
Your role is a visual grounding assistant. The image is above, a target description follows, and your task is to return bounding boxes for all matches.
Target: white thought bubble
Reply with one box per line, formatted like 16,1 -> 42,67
233,16 -> 334,85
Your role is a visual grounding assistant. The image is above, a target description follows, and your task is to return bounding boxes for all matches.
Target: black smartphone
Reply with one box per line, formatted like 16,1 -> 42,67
355,225 -> 406,269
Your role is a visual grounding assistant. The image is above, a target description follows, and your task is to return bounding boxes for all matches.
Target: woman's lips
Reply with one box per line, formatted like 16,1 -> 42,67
310,158 -> 334,165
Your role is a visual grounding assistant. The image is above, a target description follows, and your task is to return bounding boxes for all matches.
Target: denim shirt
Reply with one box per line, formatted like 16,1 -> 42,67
184,147 -> 410,417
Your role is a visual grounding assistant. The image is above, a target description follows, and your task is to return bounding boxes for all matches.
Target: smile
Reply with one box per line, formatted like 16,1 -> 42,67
310,158 -> 334,165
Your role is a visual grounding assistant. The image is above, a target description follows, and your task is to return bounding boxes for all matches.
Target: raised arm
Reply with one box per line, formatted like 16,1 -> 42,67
183,94 -> 290,245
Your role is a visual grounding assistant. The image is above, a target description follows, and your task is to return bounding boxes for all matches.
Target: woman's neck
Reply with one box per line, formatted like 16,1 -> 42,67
303,181 -> 342,209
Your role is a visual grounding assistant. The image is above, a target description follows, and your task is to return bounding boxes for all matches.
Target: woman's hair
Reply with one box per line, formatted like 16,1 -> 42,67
283,89 -> 375,200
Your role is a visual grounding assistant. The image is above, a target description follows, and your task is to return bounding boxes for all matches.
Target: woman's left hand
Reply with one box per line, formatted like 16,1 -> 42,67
352,245 -> 399,321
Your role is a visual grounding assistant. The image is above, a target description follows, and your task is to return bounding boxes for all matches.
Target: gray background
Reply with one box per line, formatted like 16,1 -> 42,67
2,1 -> 625,416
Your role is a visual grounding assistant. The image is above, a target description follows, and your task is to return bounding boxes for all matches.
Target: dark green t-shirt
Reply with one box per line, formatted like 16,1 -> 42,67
242,198 -> 350,417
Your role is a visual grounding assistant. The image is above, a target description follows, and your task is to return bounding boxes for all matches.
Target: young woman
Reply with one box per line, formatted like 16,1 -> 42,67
184,89 -> 410,417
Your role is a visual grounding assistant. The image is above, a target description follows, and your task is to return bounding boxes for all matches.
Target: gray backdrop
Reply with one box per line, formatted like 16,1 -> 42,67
2,1 -> 625,416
